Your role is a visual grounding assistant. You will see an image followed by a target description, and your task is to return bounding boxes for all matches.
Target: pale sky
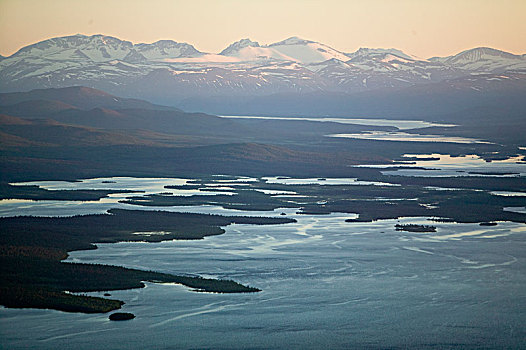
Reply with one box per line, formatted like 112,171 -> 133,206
0,0 -> 525,58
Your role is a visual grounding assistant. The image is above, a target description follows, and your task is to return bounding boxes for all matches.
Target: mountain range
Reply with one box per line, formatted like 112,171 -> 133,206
1,34 -> 525,113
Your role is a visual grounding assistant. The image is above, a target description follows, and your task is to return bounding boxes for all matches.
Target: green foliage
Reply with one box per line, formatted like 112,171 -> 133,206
122,188 -> 299,211
0,285 -> 123,313
109,312 -> 135,321
395,224 -> 436,232
0,209 -> 290,313
0,182 -> 135,201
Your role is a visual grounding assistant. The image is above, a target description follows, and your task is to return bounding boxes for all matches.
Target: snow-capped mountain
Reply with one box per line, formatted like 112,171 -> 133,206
266,37 -> 350,64
217,36 -> 350,64
219,38 -> 261,56
8,34 -> 203,62
430,47 -> 526,73
0,34 -> 524,105
217,38 -> 293,62
347,47 -> 420,61
134,40 -> 202,61
10,35 -> 134,63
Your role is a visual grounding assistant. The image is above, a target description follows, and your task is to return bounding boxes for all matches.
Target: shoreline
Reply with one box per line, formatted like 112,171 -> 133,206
0,209 -> 294,313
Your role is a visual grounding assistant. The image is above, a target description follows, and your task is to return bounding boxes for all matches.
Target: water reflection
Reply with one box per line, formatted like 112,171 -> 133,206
220,115 -> 455,130
1,177 -> 525,349
328,131 -> 490,144
2,215 -> 521,349
358,153 -> 526,177
262,177 -> 398,186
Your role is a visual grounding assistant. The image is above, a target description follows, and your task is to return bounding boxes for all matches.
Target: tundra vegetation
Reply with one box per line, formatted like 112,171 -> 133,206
0,209 -> 294,312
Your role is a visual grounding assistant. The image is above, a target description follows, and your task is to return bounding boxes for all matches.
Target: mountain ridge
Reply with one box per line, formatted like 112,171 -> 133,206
0,86 -> 177,111
1,34 -> 525,108
4,34 -> 523,61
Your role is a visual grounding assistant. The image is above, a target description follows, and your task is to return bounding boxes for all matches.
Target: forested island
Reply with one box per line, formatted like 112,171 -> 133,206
395,224 -> 437,232
0,209 -> 294,313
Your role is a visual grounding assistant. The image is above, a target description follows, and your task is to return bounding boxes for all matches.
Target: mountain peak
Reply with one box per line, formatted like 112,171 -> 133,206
2,34 -> 524,102
269,36 -> 312,47
447,47 -> 523,63
432,47 -> 526,72
148,39 -> 194,49
134,40 -> 202,59
349,48 -> 418,61
6,34 -> 200,62
220,38 -> 260,56
8,34 -> 133,61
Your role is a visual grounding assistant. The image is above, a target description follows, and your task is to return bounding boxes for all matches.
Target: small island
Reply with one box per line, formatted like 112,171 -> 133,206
479,222 -> 498,226
395,224 -> 437,232
109,312 -> 135,321
468,171 -> 519,176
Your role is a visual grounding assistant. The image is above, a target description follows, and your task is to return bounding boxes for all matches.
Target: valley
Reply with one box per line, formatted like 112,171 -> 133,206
0,33 -> 525,350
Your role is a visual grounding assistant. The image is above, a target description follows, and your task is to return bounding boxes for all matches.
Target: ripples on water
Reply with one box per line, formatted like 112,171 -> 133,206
328,131 -> 489,144
356,153 -> 526,177
220,115 -> 456,130
1,177 -> 525,349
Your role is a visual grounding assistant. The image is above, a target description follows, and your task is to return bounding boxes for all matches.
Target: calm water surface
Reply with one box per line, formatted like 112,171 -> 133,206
1,177 -> 525,349
328,131 -> 490,144
220,115 -> 455,130
357,154 -> 526,177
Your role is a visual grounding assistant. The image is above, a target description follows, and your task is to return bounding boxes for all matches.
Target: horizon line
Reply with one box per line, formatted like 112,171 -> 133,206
2,32 -> 525,60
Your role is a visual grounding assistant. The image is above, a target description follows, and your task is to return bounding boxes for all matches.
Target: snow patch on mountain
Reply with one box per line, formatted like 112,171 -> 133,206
430,47 -> 526,72
267,37 -> 350,64
347,48 -> 422,61
0,34 -> 524,100
135,40 -> 202,61
216,36 -> 350,64
10,34 -> 133,62
442,47 -> 522,64
218,39 -> 297,62
220,39 -> 260,55
163,54 -> 242,63
123,49 -> 147,63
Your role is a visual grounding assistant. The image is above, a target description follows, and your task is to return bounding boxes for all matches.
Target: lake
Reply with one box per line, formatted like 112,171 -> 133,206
222,115 -> 492,144
328,131 -> 490,144
359,154 -> 526,177
220,115 -> 456,130
1,177 -> 525,349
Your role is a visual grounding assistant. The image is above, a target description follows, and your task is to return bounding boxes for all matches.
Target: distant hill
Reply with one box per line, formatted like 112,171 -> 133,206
176,71 -> 526,119
0,86 -> 177,111
0,114 -> 165,148
0,99 -> 78,118
0,87 -> 391,139
0,87 -> 393,182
